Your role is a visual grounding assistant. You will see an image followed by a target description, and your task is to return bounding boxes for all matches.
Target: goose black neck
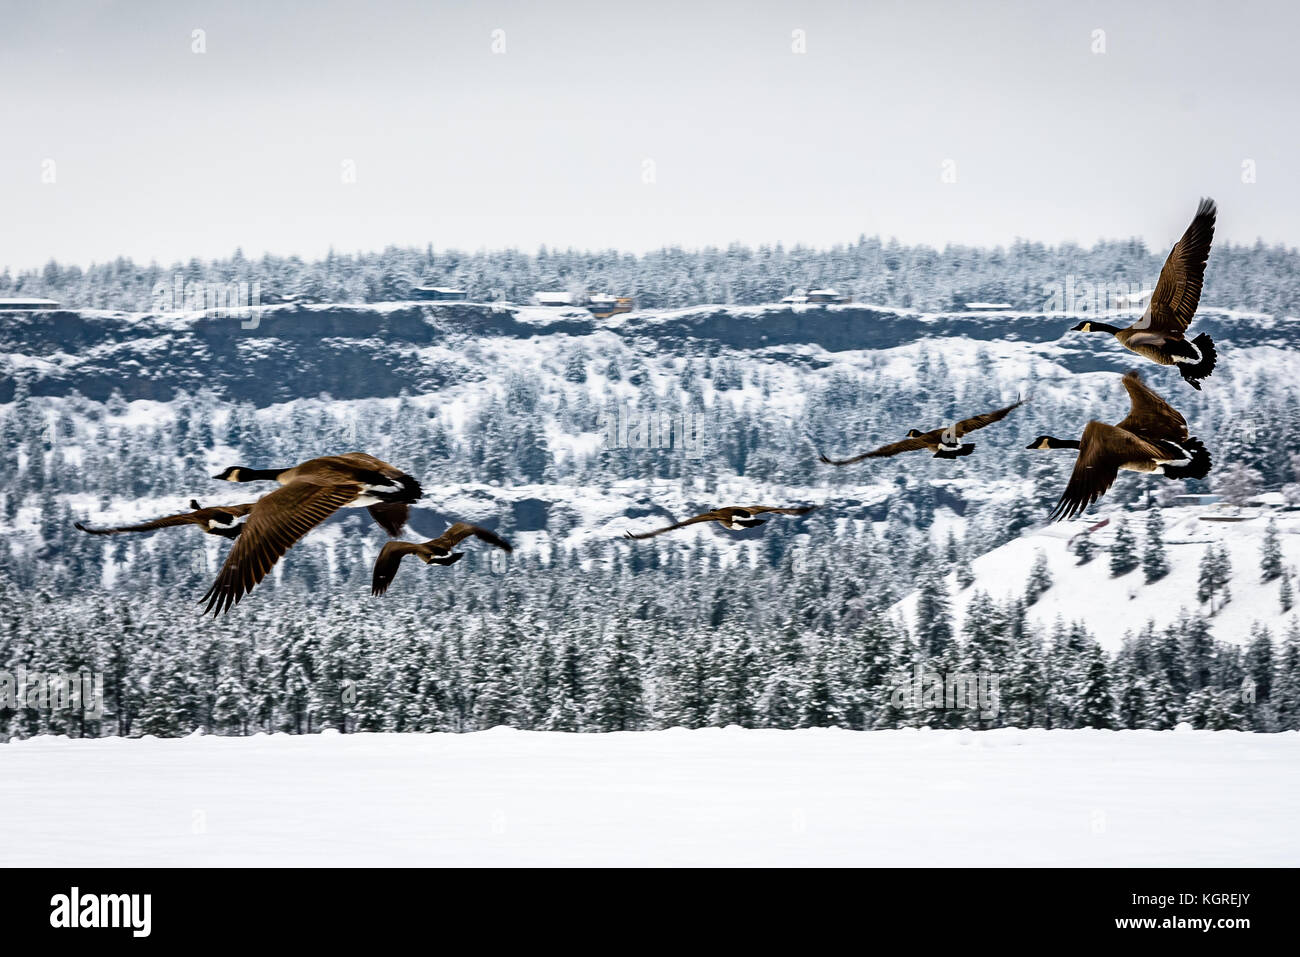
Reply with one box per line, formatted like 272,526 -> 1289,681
1053,438 -> 1082,450
1083,322 -> 1122,334
236,468 -> 287,482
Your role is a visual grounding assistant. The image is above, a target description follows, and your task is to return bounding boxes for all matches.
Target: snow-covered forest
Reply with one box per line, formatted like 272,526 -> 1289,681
5,326 -> 1300,739
7,234 -> 1300,316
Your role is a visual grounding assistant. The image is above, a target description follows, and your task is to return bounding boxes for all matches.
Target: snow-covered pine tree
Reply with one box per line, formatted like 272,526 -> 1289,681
1274,620 -> 1300,731
913,565 -> 953,657
708,625 -> 757,728
1111,651 -> 1147,729
1197,542 -> 1233,612
1075,642 -> 1115,729
590,619 -> 645,732
544,636 -> 587,732
1141,668 -> 1181,730
1142,509 -> 1170,583
1003,627 -> 1048,728
1109,518 -> 1139,577
1261,518 -> 1283,582
799,642 -> 842,728
1214,542 -> 1234,606
1243,623 -> 1275,730
562,348 -> 588,383
1024,551 -> 1052,606
954,554 -> 976,591
1180,613 -> 1216,692
1071,530 -> 1096,565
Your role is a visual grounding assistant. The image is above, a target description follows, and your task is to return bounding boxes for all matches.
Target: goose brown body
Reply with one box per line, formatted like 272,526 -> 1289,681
74,500 -> 256,539
1028,371 -> 1211,522
819,398 -> 1025,465
1072,199 -> 1218,389
624,505 -> 818,540
371,523 -> 514,596
202,453 -> 423,615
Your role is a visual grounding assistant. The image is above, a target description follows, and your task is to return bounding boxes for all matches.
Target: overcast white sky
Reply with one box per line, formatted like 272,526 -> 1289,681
1,0 -> 1296,270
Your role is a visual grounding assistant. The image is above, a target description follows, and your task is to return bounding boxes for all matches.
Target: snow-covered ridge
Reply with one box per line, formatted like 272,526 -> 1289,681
894,505 -> 1300,647
1,299 -> 1290,405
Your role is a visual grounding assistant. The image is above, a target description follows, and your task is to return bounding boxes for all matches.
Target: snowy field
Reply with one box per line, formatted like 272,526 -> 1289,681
1,727 -> 1296,867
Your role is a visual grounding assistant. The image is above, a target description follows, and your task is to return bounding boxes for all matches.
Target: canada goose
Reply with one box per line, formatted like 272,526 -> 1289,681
819,398 -> 1025,465
1027,369 -> 1212,522
212,452 -> 421,536
371,523 -> 514,596
202,453 -> 423,615
624,505 -> 818,540
74,500 -> 256,540
1070,199 -> 1217,389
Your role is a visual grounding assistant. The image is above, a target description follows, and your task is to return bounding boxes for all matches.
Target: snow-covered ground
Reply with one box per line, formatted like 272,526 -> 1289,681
895,506 -> 1300,647
1,728 -> 1295,866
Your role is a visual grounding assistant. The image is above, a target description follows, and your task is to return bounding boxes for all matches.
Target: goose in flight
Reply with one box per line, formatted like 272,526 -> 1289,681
1069,199 -> 1218,389
212,452 -> 421,536
371,523 -> 514,596
202,453 -> 422,615
624,505 -> 818,540
74,500 -> 256,540
819,399 -> 1025,465
1027,370 -> 1211,522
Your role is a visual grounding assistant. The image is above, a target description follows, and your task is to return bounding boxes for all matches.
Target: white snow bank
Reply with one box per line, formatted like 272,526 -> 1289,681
895,506 -> 1300,647
0,728 -> 1294,866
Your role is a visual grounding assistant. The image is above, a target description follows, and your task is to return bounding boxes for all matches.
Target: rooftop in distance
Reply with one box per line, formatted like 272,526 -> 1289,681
0,297 -> 60,310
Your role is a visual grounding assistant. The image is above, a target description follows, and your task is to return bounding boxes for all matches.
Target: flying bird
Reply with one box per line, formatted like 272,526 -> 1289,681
623,505 -> 818,540
370,523 -> 514,596
211,452 -> 421,536
74,500 -> 256,540
202,453 -> 422,615
1026,370 -> 1211,522
1069,198 -> 1218,389
819,399 -> 1025,465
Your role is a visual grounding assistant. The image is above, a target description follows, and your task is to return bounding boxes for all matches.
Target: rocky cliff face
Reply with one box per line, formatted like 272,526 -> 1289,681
1,300 -> 1278,406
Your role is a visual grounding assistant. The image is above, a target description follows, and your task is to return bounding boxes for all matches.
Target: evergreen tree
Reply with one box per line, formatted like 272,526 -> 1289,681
1261,518 -> 1283,582
1075,643 -> 1115,729
1196,542 -> 1233,612
591,620 -> 645,731
1142,509 -> 1170,583
1024,551 -> 1052,606
1109,518 -> 1139,577
954,554 -> 976,591
1111,653 -> 1147,729
913,566 -> 953,657
1274,621 -> 1300,731
1180,615 -> 1216,691
1243,623 -> 1274,728
1003,628 -> 1048,728
709,627 -> 757,728
799,645 -> 841,728
1071,530 -> 1096,565
545,637 -> 587,731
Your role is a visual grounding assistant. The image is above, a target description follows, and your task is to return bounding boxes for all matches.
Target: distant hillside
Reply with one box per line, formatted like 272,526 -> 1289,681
8,233 -> 1300,316
894,505 -> 1300,647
